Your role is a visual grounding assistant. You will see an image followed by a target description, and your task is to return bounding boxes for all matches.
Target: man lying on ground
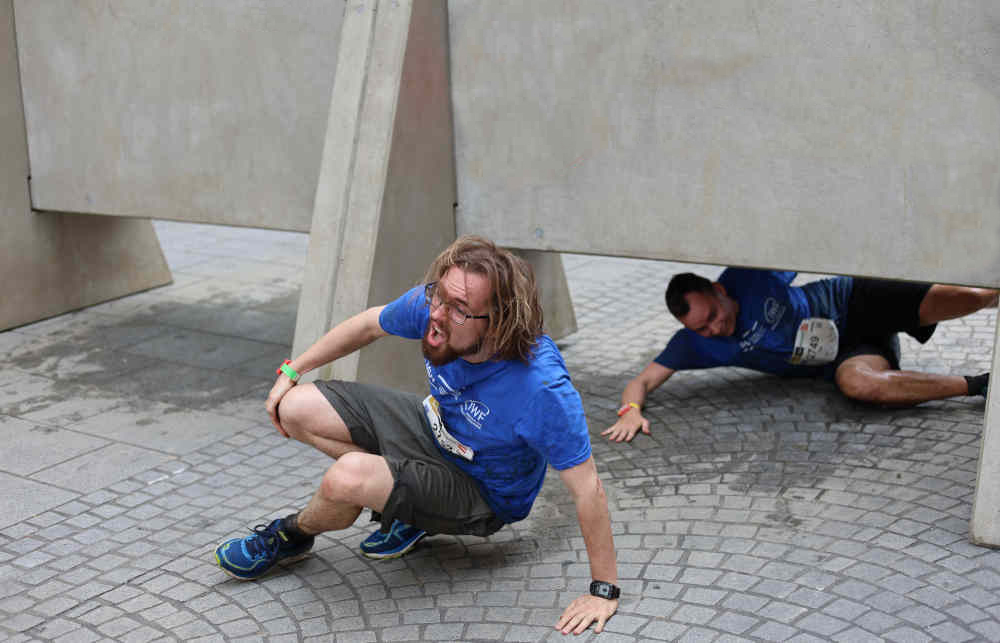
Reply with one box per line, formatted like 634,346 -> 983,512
605,267 -> 996,442
216,236 -> 619,635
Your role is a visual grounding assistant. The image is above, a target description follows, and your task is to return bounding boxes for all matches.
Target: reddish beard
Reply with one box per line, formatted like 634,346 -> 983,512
421,326 -> 484,366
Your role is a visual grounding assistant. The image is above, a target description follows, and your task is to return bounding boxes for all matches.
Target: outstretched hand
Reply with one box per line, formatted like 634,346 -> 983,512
601,408 -> 650,442
555,594 -> 617,635
265,376 -> 296,437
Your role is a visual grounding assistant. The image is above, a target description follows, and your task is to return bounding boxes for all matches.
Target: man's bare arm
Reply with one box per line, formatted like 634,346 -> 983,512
555,457 -> 618,635
266,306 -> 389,435
601,361 -> 674,442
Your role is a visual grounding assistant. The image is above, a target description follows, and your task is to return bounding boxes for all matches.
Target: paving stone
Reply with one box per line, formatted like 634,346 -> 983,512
797,612 -> 850,636
97,615 -> 143,637
710,611 -> 759,635
1,612 -> 45,632
119,624 -> 166,643
883,626 -> 933,643
34,595 -> 81,618
750,621 -> 798,642
52,628 -> 103,643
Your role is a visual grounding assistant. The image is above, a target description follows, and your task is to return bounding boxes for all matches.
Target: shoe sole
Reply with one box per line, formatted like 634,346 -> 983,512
215,551 -> 312,581
361,532 -> 427,560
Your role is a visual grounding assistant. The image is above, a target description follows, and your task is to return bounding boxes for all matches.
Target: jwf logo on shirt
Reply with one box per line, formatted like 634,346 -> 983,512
461,400 -> 490,429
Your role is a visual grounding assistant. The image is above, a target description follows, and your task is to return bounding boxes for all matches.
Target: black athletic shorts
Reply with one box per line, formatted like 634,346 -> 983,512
314,379 -> 504,537
833,278 -> 936,370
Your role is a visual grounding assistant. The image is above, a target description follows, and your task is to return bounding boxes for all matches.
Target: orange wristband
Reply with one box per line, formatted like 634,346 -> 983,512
616,402 -> 640,417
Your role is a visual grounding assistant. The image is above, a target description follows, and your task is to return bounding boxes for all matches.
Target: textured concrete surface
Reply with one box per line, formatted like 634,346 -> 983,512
0,220 -> 997,642
293,0 -> 456,395
450,1 -> 1000,288
15,0 -> 343,231
0,0 -> 171,331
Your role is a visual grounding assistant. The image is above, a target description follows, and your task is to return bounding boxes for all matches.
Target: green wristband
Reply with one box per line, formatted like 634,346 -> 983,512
277,360 -> 300,382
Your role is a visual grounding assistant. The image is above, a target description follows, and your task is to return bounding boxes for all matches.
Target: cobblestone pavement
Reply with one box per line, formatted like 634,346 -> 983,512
0,221 -> 997,642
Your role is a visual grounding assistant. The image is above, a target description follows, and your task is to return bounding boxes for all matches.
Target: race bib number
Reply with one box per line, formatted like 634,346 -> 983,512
788,318 -> 839,366
422,395 -> 475,461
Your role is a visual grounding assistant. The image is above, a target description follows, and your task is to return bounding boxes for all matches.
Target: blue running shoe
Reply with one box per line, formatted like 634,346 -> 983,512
215,518 -> 314,580
360,520 -> 426,559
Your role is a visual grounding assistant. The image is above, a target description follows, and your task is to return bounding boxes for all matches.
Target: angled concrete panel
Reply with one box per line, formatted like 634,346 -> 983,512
294,0 -> 455,394
972,317 -> 1000,546
515,250 -> 577,340
1,0 -> 170,331
449,1 -> 1000,288
293,0 -> 576,392
14,0 -> 344,231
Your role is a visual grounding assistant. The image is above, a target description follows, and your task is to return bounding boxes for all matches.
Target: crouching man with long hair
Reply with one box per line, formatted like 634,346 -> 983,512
215,236 -> 619,635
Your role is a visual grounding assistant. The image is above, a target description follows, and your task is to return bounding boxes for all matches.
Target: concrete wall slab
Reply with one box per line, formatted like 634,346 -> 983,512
449,1 -> 1000,288
1,0 -> 171,332
14,0 -> 344,231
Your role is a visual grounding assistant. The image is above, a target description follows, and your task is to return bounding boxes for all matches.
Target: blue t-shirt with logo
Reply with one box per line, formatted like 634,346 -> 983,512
378,285 -> 592,524
654,268 -> 854,379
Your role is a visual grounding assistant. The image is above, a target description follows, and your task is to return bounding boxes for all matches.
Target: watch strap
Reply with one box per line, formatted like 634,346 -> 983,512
589,580 -> 620,600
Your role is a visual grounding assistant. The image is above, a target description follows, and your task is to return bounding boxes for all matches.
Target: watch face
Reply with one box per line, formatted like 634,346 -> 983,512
590,581 -> 618,599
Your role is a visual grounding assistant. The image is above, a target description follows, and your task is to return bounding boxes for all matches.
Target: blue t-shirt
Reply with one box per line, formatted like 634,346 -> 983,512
654,268 -> 853,379
378,285 -> 592,523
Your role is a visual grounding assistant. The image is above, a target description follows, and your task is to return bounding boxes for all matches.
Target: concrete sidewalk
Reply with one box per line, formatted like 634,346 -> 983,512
0,220 -> 997,642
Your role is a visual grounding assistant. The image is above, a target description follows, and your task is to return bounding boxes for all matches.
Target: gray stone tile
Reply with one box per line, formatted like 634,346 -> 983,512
95,360 -> 268,410
65,400 -> 253,455
0,415 -> 109,475
29,443 -> 175,493
16,390 -> 129,427
122,329 -> 280,370
0,471 -> 79,530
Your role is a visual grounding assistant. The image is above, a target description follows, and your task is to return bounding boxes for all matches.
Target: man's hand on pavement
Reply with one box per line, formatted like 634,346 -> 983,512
265,376 -> 295,438
600,408 -> 650,442
555,595 -> 617,635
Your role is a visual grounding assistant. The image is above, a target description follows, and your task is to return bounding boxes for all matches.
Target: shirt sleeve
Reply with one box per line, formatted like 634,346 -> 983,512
772,271 -> 797,285
654,330 -> 727,371
377,285 -> 430,339
519,380 -> 591,471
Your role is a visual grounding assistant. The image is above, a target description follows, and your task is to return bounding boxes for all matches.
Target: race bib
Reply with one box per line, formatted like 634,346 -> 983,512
422,395 -> 475,461
788,318 -> 839,366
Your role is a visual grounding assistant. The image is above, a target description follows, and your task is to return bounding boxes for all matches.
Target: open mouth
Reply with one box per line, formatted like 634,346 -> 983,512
426,322 -> 446,348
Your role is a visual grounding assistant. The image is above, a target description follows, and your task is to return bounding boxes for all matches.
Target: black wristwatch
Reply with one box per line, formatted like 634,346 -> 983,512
589,580 -> 621,600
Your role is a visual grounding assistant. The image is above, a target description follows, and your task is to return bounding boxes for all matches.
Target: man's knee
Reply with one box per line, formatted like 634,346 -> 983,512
835,366 -> 888,404
276,385 -> 318,442
319,453 -> 369,504
954,287 -> 999,311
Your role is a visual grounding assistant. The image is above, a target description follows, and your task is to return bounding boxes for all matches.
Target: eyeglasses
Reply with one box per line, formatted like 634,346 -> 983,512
424,282 -> 490,326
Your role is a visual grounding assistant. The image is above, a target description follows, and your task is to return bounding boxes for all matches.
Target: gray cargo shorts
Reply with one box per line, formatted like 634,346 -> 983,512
313,379 -> 504,537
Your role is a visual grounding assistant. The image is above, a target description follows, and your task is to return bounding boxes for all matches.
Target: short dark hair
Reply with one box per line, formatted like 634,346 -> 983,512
665,272 -> 714,318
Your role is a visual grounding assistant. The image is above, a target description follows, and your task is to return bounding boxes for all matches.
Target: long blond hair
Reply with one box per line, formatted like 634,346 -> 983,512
423,236 -> 543,362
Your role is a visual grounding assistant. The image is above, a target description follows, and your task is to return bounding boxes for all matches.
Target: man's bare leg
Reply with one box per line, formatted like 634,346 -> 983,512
274,384 -> 425,555
276,383 -> 367,458
294,452 -> 395,534
918,285 -> 998,326
835,354 -> 970,406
